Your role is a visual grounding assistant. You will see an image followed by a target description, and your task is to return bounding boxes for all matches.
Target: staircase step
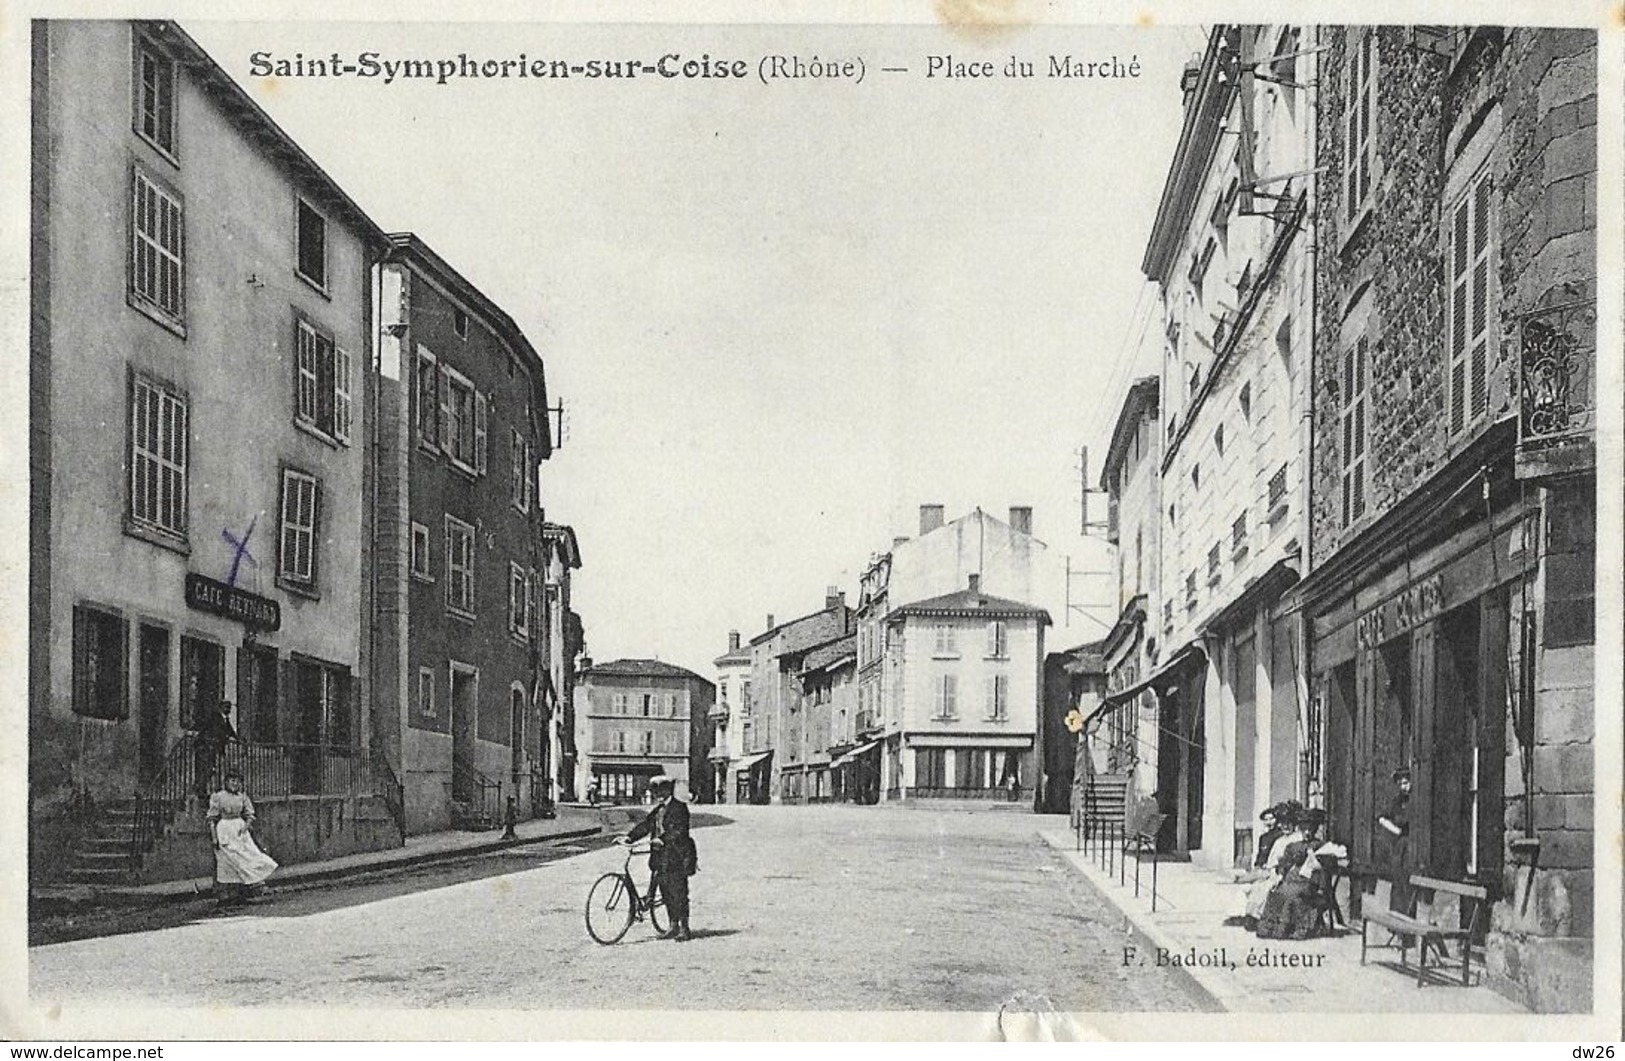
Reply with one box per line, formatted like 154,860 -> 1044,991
73,850 -> 133,864
65,868 -> 134,885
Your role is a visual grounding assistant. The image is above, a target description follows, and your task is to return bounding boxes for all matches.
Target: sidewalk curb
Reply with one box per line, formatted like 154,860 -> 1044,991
34,823 -> 605,911
1040,830 -> 1228,1013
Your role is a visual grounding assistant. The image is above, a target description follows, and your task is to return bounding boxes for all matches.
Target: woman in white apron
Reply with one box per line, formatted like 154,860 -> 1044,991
207,769 -> 278,906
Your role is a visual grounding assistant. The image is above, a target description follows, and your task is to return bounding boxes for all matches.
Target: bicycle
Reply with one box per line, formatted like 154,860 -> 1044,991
584,840 -> 671,944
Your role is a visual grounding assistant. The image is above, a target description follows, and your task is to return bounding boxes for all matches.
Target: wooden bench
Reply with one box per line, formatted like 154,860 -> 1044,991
1359,874 -> 1488,987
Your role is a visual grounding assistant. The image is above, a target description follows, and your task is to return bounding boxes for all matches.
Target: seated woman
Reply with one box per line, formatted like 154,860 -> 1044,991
1254,839 -> 1324,940
1241,804 -> 1304,925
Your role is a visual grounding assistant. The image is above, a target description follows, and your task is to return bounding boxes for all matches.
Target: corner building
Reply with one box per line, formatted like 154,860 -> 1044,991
29,20 -> 397,884
1301,27 -> 1597,1011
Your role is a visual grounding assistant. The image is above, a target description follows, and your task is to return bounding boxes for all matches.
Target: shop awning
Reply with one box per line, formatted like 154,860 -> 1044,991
734,751 -> 772,773
1084,642 -> 1208,728
830,740 -> 881,768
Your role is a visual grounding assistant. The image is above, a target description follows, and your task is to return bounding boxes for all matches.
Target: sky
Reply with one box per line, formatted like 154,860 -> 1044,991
187,19 -> 1197,678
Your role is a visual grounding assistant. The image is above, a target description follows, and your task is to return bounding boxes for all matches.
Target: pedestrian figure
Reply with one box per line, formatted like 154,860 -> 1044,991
207,769 -> 277,907
624,774 -> 695,941
193,699 -> 238,799
1377,767 -> 1414,913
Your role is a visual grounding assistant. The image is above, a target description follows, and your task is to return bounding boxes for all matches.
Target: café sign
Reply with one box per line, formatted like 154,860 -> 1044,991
1356,574 -> 1443,650
185,572 -> 281,632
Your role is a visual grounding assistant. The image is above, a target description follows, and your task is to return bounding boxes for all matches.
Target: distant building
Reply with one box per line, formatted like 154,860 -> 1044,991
744,592 -> 852,804
575,660 -> 715,803
374,232 -> 554,833
1084,378 -> 1166,839
540,523 -> 584,803
788,633 -> 856,804
711,630 -> 751,804
884,575 -> 1051,803
1042,641 -> 1106,815
859,506 -> 1054,803
28,20 -> 395,885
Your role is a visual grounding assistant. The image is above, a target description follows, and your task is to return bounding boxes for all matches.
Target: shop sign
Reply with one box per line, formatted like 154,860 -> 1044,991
185,572 -> 281,631
1356,574 -> 1443,650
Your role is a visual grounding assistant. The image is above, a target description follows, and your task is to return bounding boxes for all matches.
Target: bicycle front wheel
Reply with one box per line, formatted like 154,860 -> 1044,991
585,872 -> 635,945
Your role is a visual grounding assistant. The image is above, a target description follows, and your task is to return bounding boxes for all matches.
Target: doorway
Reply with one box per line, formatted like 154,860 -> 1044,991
450,664 -> 478,802
236,643 -> 279,744
137,625 -> 170,785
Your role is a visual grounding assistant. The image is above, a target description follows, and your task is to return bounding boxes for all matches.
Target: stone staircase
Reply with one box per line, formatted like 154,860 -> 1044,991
61,799 -> 146,886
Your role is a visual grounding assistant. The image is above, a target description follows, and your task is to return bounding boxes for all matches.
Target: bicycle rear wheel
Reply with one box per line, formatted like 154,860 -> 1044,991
585,872 -> 635,944
648,885 -> 671,938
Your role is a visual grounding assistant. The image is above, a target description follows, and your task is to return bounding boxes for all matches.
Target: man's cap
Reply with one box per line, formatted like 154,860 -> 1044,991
648,775 -> 674,790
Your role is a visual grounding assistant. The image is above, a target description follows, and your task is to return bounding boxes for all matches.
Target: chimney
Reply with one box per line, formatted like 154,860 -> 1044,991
765,614 -> 775,632
892,536 -> 910,549
728,630 -> 740,652
968,573 -> 981,595
920,504 -> 945,535
1009,506 -> 1033,536
825,586 -> 844,612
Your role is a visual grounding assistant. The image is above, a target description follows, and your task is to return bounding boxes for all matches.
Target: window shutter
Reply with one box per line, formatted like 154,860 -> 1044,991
474,392 -> 489,475
437,364 -> 452,454
296,324 -> 318,423
1358,34 -> 1374,205
334,347 -> 352,443
1469,177 -> 1492,421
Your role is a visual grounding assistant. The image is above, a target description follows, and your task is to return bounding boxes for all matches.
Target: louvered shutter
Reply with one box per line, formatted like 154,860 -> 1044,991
1468,178 -> 1492,421
334,347 -> 352,444
1448,173 -> 1493,435
296,324 -> 318,423
474,392 -> 489,475
437,364 -> 452,454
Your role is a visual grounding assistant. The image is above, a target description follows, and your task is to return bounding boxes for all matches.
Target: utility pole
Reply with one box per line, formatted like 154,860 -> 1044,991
1065,446 -> 1114,633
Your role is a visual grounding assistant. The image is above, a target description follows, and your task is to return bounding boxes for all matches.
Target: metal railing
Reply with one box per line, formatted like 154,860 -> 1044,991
451,754 -> 502,829
129,733 -> 199,870
371,747 -> 408,841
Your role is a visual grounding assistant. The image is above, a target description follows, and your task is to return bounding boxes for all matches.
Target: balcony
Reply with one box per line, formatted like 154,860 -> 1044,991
1266,465 -> 1289,523
707,702 -> 730,722
1517,293 -> 1596,480
1231,512 -> 1249,561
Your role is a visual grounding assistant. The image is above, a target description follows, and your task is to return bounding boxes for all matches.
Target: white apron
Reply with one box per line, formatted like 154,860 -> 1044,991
214,817 -> 278,885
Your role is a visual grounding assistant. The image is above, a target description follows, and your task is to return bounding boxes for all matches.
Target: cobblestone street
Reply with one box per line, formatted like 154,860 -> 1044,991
30,805 -> 1209,1012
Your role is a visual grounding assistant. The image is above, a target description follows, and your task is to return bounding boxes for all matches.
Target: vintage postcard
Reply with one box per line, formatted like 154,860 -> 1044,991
2,0 -> 1620,1043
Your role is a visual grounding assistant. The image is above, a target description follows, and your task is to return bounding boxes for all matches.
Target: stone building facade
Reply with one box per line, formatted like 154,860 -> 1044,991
374,233 -> 554,833
1301,26 -> 1597,1012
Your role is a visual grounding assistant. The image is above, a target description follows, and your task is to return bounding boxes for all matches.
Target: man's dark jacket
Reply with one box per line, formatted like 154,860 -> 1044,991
628,797 -> 695,875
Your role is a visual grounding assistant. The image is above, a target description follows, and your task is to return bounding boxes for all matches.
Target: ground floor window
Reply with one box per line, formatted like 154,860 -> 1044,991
594,769 -> 654,802
179,634 -> 224,731
72,604 -> 128,720
917,748 -> 947,788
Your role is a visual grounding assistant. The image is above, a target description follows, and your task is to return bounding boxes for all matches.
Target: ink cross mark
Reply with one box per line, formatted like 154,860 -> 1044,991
222,514 -> 259,587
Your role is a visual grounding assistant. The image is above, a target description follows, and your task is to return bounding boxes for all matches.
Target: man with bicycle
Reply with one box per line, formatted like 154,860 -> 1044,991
621,774 -> 695,941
